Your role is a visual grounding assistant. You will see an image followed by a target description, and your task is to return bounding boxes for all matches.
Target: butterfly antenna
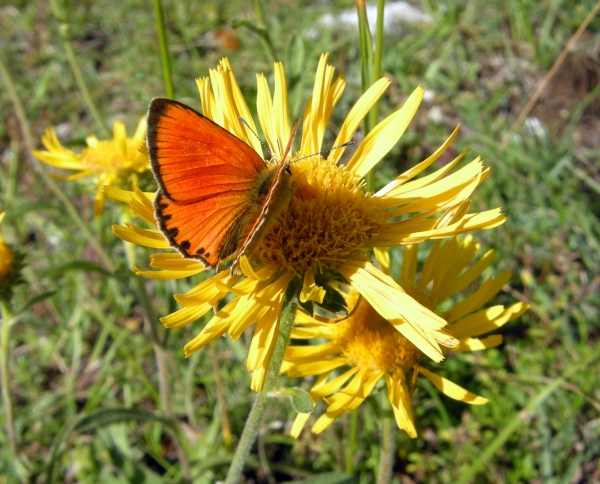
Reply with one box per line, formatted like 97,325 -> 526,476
238,117 -> 274,160
290,140 -> 356,164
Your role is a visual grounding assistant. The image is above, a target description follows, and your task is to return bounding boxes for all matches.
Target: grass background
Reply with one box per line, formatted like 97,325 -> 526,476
1,0 -> 600,482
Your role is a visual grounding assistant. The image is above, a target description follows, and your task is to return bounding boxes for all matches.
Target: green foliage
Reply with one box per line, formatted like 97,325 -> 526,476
0,0 -> 599,482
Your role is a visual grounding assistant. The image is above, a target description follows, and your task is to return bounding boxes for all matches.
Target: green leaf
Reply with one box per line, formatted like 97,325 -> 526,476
47,408 -> 183,484
14,291 -> 56,316
277,387 -> 314,414
42,260 -> 114,279
282,472 -> 358,484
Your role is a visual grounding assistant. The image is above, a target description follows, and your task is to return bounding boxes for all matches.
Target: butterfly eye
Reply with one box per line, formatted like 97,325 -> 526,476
285,166 -> 292,176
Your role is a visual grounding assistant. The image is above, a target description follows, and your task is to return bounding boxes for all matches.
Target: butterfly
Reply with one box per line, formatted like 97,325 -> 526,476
147,98 -> 298,273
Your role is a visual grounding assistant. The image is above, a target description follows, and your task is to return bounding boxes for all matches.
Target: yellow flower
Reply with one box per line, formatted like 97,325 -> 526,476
0,213 -> 24,301
33,118 -> 149,216
283,235 -> 529,438
109,54 -> 505,391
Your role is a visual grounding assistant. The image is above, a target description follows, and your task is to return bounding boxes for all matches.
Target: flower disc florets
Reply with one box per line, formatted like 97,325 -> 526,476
257,157 -> 382,276
333,297 -> 422,373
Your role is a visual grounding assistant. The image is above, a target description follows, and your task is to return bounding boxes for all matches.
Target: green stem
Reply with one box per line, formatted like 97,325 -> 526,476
224,291 -> 299,484
377,393 -> 397,484
0,56 -> 115,273
0,301 -> 17,458
357,0 -> 386,192
345,410 -> 359,473
153,0 -> 175,99
48,0 -> 110,137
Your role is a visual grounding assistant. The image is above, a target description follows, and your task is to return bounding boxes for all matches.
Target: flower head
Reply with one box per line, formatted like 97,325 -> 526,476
0,213 -> 25,302
110,54 -> 505,391
34,118 -> 149,216
283,235 -> 529,437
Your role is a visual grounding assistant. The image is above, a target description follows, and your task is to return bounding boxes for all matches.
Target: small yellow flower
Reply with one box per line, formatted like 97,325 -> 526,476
33,118 -> 149,216
110,54 -> 505,391
0,213 -> 24,301
283,235 -> 529,438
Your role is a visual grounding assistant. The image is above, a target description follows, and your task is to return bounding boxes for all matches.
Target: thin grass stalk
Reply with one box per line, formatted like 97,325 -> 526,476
133,275 -> 192,482
370,0 -> 385,132
0,301 -> 17,460
345,409 -> 359,473
0,56 -> 115,273
209,342 -> 233,449
456,343 -> 600,484
357,0 -> 385,192
153,0 -> 175,99
377,393 -> 397,484
224,291 -> 299,484
48,0 -> 110,137
117,213 -> 191,481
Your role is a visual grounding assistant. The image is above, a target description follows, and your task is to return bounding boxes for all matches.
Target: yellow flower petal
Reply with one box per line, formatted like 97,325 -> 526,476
285,357 -> 348,378
450,302 -> 529,339
375,125 -> 461,198
300,269 -> 326,303
338,261 -> 457,362
174,271 -> 238,307
417,366 -> 488,405
103,185 -> 153,205
346,86 -> 424,177
161,305 -> 212,329
134,266 -> 204,280
328,78 -> 390,164
309,367 -> 361,399
149,253 -> 205,272
285,342 -> 339,362
373,247 -> 390,276
453,335 -> 503,352
112,224 -> 170,249
312,408 -> 345,434
445,271 -> 513,323
290,412 -> 312,438
385,372 -> 416,438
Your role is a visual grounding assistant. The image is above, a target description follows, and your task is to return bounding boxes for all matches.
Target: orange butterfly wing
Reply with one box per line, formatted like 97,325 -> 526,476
147,98 -> 266,269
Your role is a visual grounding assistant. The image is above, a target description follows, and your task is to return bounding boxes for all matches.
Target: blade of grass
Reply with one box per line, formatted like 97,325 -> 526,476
153,0 -> 175,99
0,55 -> 116,272
456,344 -> 600,484
357,0 -> 385,192
48,0 -> 110,137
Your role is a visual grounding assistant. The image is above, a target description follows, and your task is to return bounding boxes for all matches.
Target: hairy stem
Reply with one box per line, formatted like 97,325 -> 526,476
377,393 -> 397,484
0,301 -> 17,459
224,291 -> 299,484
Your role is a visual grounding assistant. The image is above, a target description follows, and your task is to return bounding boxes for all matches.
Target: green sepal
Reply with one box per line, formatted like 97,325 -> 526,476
274,387 -> 314,414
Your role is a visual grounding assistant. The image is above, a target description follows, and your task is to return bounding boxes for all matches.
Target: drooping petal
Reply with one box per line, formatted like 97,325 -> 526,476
338,261 -> 457,362
417,366 -> 488,405
385,372 -> 416,438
